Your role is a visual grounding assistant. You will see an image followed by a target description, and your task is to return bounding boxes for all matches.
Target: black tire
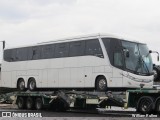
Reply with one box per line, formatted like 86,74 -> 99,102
17,79 -> 25,91
96,76 -> 107,91
28,78 -> 36,91
153,65 -> 160,82
17,97 -> 25,109
26,97 -> 34,110
35,98 -> 43,110
155,99 -> 160,114
137,96 -> 154,114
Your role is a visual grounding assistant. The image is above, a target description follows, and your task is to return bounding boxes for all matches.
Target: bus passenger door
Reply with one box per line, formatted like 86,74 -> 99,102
109,39 -> 123,87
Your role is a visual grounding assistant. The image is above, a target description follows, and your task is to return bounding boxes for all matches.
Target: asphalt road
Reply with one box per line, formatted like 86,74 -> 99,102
0,105 -> 159,120
0,107 -> 133,117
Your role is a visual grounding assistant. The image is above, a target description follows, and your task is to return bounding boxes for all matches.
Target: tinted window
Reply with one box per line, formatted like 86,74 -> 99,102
10,49 -> 17,61
28,46 -> 41,60
41,44 -> 55,59
16,48 -> 28,61
4,49 -> 12,62
85,39 -> 103,58
114,52 -> 123,67
103,38 -> 124,69
55,43 -> 69,58
4,49 -> 26,62
4,39 -> 105,62
69,41 -> 85,57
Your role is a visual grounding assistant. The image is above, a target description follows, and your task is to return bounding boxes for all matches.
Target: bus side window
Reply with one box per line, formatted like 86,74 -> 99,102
85,39 -> 103,58
55,43 -> 69,58
32,47 -> 41,60
4,49 -> 12,62
69,41 -> 85,57
41,44 -> 55,59
16,48 -> 28,61
27,47 -> 41,60
10,49 -> 17,61
114,52 -> 123,67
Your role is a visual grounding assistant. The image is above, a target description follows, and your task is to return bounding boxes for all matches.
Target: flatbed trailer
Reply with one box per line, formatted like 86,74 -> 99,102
2,87 -> 160,115
14,90 -> 125,112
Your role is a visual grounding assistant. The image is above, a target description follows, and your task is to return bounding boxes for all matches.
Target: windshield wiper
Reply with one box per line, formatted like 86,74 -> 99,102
135,56 -> 150,75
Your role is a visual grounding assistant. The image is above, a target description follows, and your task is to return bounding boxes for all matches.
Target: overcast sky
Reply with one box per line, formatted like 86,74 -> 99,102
0,0 -> 160,64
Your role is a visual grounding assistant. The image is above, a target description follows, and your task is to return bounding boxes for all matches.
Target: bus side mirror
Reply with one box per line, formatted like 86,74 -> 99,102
149,50 -> 152,53
150,50 -> 159,61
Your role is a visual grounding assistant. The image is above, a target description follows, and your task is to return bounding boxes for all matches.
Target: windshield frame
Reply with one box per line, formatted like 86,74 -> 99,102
121,40 -> 153,76
102,38 -> 153,76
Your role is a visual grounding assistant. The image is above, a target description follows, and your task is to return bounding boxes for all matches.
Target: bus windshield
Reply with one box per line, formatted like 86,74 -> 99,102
122,41 -> 153,75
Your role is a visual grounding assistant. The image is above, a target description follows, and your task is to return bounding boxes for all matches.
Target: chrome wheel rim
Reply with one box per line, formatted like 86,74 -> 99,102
30,81 -> 35,90
98,79 -> 106,90
141,100 -> 149,112
19,81 -> 25,90
142,105 -> 147,111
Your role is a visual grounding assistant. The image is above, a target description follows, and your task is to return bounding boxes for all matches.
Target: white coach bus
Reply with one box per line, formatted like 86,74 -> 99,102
0,34 -> 154,91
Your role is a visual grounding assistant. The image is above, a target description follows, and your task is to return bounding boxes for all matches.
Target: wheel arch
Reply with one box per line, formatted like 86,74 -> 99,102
27,77 -> 36,87
95,75 -> 107,89
17,78 -> 25,88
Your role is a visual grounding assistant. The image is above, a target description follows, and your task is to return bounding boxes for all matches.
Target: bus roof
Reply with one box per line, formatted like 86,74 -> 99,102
5,33 -> 144,49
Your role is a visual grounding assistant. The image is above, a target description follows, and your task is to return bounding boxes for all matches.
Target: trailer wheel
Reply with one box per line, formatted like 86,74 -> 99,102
26,97 -> 34,110
35,98 -> 43,110
17,97 -> 25,109
17,79 -> 25,91
155,99 -> 160,114
28,78 -> 36,91
96,76 -> 107,91
137,96 -> 154,114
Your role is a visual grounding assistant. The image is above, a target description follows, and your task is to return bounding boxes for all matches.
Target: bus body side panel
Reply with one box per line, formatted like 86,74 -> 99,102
48,69 -> 59,88
1,71 -> 12,88
122,72 -> 153,88
104,66 -> 112,87
42,69 -> 48,87
59,68 -> 71,87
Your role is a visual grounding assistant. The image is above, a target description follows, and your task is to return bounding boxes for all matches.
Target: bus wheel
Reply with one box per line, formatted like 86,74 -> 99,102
138,96 -> 154,114
26,97 -> 34,110
28,79 -> 36,91
155,99 -> 160,114
96,76 -> 107,91
17,97 -> 25,109
35,98 -> 43,110
17,79 -> 25,91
